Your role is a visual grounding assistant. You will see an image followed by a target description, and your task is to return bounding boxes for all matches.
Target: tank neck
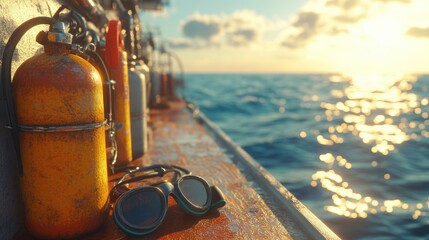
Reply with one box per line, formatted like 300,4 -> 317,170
44,43 -> 69,55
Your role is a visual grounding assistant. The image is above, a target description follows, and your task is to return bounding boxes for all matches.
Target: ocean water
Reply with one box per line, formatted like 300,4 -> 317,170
183,73 -> 429,240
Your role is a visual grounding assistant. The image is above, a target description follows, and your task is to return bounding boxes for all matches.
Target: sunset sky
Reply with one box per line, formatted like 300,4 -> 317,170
140,0 -> 429,74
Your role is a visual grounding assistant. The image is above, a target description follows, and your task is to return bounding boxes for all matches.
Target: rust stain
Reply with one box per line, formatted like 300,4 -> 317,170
19,100 -> 292,239
13,45 -> 109,239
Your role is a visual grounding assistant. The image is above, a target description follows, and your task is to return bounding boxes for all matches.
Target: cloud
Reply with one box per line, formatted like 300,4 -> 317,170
167,38 -> 195,49
376,0 -> 410,3
326,0 -> 360,9
406,26 -> 429,38
227,29 -> 258,46
181,13 -> 223,41
224,10 -> 269,46
171,0 -> 419,52
171,10 -> 277,49
167,37 -> 221,49
280,0 -> 412,49
293,12 -> 320,29
327,0 -> 410,10
281,11 -> 320,48
334,14 -> 367,24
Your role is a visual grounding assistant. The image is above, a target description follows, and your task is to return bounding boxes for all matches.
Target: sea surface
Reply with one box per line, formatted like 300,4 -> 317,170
183,73 -> 429,240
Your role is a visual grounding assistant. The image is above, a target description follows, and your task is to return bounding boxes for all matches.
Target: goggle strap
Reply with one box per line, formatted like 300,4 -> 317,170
118,170 -> 163,186
113,164 -> 191,175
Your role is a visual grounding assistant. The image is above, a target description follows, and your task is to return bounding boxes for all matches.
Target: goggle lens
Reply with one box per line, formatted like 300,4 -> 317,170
179,178 -> 209,207
119,189 -> 163,227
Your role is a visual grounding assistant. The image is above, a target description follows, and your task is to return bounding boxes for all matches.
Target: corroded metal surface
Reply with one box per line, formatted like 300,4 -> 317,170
16,100 -> 338,239
89,100 -> 293,239
13,43 -> 109,238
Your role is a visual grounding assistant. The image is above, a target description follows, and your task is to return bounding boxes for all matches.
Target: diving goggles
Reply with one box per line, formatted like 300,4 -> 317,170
110,164 -> 226,236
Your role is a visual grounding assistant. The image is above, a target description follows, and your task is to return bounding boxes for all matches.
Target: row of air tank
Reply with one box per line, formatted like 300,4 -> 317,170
0,1 -> 181,238
97,0 -> 181,168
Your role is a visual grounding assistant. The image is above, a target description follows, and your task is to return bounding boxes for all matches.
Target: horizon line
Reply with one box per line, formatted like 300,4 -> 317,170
179,71 -> 429,75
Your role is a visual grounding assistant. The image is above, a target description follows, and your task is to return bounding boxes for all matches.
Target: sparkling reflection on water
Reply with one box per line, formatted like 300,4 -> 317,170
305,74 -> 429,222
184,73 -> 429,238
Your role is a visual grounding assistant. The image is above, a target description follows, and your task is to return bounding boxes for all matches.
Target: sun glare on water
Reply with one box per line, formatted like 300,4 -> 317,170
308,73 -> 429,220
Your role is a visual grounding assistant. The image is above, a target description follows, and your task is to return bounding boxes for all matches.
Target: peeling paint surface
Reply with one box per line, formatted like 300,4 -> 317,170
0,1 -> 59,239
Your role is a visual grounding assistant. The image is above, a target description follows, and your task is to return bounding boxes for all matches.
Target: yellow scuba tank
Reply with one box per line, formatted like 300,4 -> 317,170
9,19 -> 109,238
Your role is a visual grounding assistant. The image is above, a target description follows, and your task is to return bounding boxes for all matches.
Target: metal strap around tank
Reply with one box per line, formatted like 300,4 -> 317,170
17,120 -> 107,132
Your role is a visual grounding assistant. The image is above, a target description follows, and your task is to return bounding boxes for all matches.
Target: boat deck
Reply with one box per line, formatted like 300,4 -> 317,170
17,100 -> 339,239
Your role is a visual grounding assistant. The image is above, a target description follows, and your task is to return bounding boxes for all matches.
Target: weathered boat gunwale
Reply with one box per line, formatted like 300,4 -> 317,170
186,102 -> 341,240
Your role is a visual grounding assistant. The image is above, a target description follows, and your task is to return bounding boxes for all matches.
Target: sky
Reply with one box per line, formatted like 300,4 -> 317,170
140,0 -> 429,74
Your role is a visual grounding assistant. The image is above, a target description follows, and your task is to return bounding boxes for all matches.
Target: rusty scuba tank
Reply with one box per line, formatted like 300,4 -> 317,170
128,62 -> 148,159
160,72 -> 169,100
160,50 -> 177,101
10,20 -> 108,238
136,59 -> 151,107
141,34 -> 162,107
160,73 -> 177,100
124,12 -> 149,159
105,20 -> 133,166
149,68 -> 162,107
